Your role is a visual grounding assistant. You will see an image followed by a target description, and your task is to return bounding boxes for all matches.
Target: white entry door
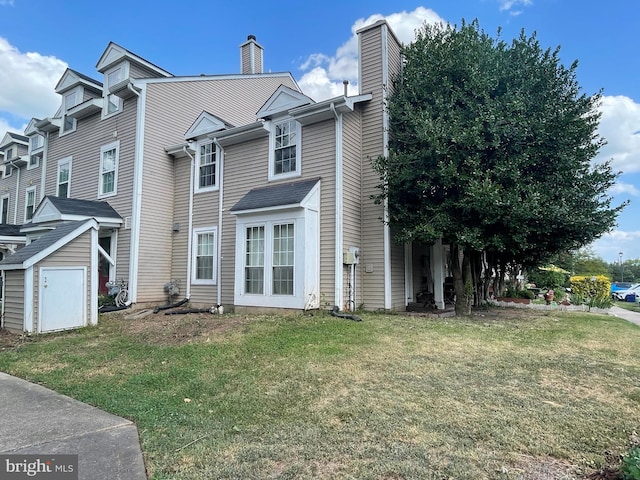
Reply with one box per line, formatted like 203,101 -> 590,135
39,267 -> 87,332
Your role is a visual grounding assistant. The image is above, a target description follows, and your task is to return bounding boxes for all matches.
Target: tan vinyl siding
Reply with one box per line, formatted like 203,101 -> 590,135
342,110 -> 364,308
241,47 -> 251,74
45,99 -> 137,282
169,158 -> 192,295
301,120 -> 337,305
219,136 -> 269,305
0,173 -> 19,224
139,75 -> 297,303
129,63 -> 166,80
359,26 -> 387,310
2,270 -> 24,332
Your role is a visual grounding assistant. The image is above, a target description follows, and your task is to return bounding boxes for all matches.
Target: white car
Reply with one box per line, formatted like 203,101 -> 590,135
614,283 -> 640,301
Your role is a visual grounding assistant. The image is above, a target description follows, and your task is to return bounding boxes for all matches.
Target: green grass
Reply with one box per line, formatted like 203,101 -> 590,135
1,308 -> 640,479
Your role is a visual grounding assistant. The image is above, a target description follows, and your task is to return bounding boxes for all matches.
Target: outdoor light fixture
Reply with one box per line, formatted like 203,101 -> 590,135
619,251 -> 624,282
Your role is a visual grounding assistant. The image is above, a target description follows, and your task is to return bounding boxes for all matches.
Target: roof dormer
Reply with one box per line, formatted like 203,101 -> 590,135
256,85 -> 314,120
184,111 -> 233,141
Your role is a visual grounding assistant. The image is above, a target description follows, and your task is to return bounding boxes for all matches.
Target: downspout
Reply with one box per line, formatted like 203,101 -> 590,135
331,102 -> 344,309
381,24 -> 392,310
183,145 -> 195,300
11,161 -> 20,225
128,81 -> 143,304
212,138 -> 224,308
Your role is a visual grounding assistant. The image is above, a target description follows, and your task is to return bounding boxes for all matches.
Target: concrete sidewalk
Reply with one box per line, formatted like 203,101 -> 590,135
0,372 -> 147,479
609,304 -> 640,327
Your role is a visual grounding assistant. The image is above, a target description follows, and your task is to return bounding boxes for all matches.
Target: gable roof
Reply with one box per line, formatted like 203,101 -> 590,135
24,118 -> 43,136
256,85 -> 314,119
0,132 -> 29,149
96,42 -> 173,77
184,111 -> 234,140
0,220 -> 97,270
23,196 -> 122,229
230,177 -> 321,213
55,68 -> 103,94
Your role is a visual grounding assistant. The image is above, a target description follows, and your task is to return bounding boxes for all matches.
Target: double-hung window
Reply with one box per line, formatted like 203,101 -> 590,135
61,88 -> 81,135
272,223 -> 294,295
1,195 -> 9,224
57,157 -> 72,198
28,133 -> 44,170
191,227 -> 217,284
25,187 -> 36,222
269,119 -> 301,180
244,226 -> 265,294
99,141 -> 119,198
104,65 -> 124,117
195,141 -> 217,192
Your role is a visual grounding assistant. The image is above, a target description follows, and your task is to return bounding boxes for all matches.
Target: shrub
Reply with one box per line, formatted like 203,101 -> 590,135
570,275 -> 612,309
503,286 -> 535,299
622,445 -> 640,480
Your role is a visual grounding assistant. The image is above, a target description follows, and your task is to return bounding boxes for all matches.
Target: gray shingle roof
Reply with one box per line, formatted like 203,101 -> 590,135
230,177 -> 320,212
43,196 -> 121,219
7,132 -> 28,143
0,221 -> 89,267
0,224 -> 24,237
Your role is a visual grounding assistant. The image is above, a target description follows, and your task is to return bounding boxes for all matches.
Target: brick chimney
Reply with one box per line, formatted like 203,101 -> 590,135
240,35 -> 263,74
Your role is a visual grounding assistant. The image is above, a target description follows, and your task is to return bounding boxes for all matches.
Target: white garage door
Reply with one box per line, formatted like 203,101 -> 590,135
39,267 -> 87,332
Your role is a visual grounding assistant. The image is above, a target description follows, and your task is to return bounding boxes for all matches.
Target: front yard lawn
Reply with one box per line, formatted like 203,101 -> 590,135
1,308 -> 639,479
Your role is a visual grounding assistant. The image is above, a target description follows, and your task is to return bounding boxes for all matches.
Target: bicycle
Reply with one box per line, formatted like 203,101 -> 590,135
106,278 -> 129,307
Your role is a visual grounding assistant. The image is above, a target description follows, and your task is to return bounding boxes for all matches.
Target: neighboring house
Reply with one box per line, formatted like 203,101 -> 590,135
0,21 -> 449,333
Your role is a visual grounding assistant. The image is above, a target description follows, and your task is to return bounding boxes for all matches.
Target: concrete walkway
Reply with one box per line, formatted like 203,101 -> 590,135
609,304 -> 640,327
0,372 -> 147,479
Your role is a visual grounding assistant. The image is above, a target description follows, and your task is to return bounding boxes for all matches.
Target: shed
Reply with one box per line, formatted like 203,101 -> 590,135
0,219 -> 99,333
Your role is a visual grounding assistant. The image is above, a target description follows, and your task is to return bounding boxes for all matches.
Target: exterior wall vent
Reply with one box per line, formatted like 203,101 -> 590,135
124,216 -> 131,229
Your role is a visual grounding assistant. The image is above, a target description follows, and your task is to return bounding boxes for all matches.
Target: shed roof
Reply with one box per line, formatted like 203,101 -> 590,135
230,177 -> 320,212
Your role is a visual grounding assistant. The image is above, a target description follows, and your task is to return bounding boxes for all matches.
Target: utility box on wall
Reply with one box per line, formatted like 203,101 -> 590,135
343,247 -> 360,265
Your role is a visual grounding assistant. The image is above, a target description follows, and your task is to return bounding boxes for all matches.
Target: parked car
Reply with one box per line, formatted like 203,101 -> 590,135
614,283 -> 640,301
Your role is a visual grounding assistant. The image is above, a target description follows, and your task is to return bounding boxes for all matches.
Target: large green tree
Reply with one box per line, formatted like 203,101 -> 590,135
374,20 -> 626,315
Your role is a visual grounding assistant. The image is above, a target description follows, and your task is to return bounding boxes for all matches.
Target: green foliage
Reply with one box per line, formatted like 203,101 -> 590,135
504,286 -> 535,299
98,293 -> 115,306
527,267 -> 568,290
622,445 -> 640,480
570,275 -> 612,309
373,19 -> 626,270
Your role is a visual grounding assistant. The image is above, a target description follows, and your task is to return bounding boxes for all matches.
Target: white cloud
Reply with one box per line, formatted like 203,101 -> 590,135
609,181 -> 640,197
0,0 -> 15,5
498,0 -> 533,13
297,7 -> 445,101
0,36 -> 67,129
595,95 -> 640,174
590,230 -> 640,263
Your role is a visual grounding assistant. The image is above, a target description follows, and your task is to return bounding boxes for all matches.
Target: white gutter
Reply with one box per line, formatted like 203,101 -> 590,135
128,82 -> 144,304
331,102 -> 344,308
381,24 -> 392,310
183,144 -> 195,300
212,138 -> 224,307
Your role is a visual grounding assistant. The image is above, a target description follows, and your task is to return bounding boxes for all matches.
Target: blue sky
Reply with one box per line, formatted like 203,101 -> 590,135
1,0 -> 638,263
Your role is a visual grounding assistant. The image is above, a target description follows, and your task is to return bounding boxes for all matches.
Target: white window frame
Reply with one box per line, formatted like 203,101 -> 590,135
191,227 -> 218,285
1,194 -> 9,224
2,164 -> 12,179
28,134 -> 44,170
57,156 -> 72,198
268,119 -> 301,181
5,147 -> 14,161
98,141 -> 119,198
194,140 -> 219,193
24,186 -> 37,222
102,63 -> 128,119
60,86 -> 82,137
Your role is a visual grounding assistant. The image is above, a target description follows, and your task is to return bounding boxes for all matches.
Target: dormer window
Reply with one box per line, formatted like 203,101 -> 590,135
103,64 -> 127,117
2,164 -> 12,178
61,87 -> 81,135
28,133 -> 44,170
269,119 -> 301,180
5,147 -> 13,161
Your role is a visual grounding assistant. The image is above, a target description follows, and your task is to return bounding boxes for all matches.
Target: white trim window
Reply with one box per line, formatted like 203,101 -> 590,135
28,134 -> 44,170
195,141 -> 218,192
1,194 -> 9,224
57,157 -> 72,198
25,186 -> 36,221
2,164 -> 12,179
269,119 -> 301,180
191,227 -> 218,284
272,223 -> 294,295
4,147 -> 14,161
103,64 -> 127,117
61,87 -> 81,136
99,141 -> 119,198
244,225 -> 265,294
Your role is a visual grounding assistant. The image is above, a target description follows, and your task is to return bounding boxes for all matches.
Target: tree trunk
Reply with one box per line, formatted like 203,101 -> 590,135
450,243 -> 472,315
